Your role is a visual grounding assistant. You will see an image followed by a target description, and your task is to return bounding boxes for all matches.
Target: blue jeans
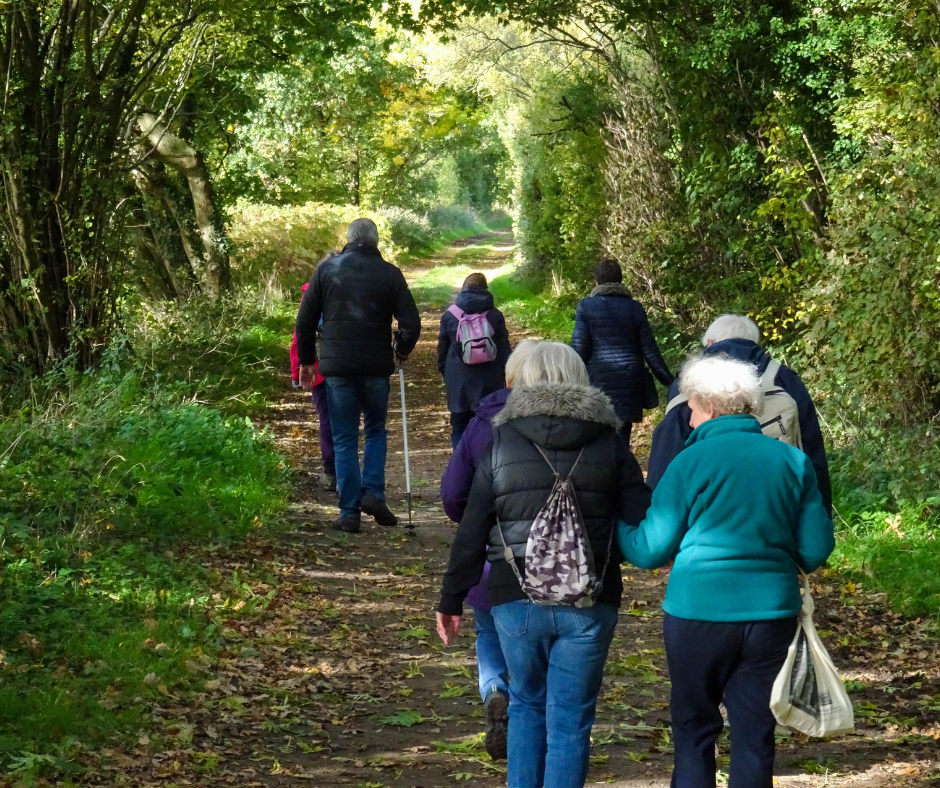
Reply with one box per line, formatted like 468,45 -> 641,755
492,600 -> 618,788
324,376 -> 390,520
473,607 -> 510,701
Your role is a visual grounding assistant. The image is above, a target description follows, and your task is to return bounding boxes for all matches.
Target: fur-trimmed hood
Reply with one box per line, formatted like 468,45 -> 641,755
590,282 -> 632,298
494,383 -> 621,429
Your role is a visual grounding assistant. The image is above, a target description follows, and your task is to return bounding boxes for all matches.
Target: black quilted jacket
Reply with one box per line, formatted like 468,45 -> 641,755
438,383 -> 651,615
295,242 -> 421,378
570,285 -> 674,423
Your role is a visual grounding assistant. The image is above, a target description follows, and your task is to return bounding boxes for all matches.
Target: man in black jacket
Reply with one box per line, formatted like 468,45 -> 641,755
296,218 -> 421,532
646,314 -> 832,514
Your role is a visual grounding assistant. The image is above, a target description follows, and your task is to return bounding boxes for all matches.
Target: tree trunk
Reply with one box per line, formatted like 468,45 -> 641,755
131,162 -> 200,299
137,113 -> 231,298
349,147 -> 361,206
128,222 -> 180,300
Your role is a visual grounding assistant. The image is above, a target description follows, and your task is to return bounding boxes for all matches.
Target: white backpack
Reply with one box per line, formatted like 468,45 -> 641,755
666,359 -> 802,448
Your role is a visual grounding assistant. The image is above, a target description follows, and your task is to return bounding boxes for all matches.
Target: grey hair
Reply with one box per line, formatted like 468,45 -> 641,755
702,314 -> 760,346
505,340 -> 590,388
679,354 -> 764,417
347,217 -> 380,246
504,339 -> 537,388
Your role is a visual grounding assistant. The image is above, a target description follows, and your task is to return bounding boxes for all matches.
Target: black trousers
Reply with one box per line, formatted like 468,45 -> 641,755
619,421 -> 632,448
663,614 -> 798,788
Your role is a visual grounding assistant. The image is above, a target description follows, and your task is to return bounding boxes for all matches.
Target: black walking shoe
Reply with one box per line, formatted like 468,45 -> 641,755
319,473 -> 337,492
361,495 -> 398,527
483,691 -> 509,761
330,516 -> 360,534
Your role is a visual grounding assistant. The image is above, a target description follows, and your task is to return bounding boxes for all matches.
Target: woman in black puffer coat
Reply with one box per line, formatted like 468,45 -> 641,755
571,260 -> 674,447
436,341 -> 650,788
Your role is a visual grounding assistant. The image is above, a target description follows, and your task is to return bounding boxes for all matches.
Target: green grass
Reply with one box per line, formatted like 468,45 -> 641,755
488,267 -> 578,341
410,264 -> 479,307
829,448 -> 940,618
395,208 -> 512,262
830,494 -> 940,618
0,282 -> 293,776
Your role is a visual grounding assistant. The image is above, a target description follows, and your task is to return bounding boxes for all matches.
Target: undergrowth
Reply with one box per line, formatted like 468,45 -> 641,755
828,427 -> 940,618
0,282 -> 294,776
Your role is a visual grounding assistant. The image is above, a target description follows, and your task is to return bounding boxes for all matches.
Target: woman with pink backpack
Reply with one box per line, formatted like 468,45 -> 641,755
437,273 -> 513,448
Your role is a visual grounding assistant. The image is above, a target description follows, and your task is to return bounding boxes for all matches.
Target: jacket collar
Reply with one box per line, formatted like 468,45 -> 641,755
341,241 -> 382,257
494,383 -> 621,429
704,338 -> 771,375
686,414 -> 763,447
590,283 -> 632,298
474,387 -> 511,420
455,287 -> 495,314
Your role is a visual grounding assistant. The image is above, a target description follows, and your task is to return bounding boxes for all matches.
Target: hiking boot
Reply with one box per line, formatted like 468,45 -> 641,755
361,494 -> 398,527
330,516 -> 360,534
483,691 -> 509,760
319,473 -> 337,492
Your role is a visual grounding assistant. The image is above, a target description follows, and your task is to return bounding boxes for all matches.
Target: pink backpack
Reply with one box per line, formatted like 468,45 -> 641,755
448,305 -> 498,365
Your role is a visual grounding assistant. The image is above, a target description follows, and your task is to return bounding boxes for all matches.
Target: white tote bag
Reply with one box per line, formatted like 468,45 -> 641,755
769,575 -> 855,737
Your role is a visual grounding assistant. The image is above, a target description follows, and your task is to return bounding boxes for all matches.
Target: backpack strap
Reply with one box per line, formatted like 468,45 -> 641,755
447,305 -> 465,320
761,359 -> 781,386
665,391 -> 689,415
532,443 -> 586,480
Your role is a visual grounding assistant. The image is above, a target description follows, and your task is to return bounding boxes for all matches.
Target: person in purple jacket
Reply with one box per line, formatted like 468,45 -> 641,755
440,340 -> 536,761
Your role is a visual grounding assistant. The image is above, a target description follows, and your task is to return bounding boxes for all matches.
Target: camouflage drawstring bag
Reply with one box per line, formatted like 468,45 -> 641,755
497,443 -> 611,608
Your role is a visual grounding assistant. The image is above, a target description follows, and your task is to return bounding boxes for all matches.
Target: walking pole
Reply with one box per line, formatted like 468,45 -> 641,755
398,365 -> 413,528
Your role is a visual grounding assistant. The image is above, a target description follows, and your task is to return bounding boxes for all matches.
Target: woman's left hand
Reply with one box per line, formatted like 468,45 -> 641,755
436,612 -> 461,645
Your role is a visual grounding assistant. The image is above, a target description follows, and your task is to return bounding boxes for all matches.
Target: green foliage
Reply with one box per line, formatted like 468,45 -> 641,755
488,268 -> 578,341
803,40 -> 940,426
382,206 -> 437,253
220,29 -> 509,213
229,201 -> 499,286
229,202 -> 400,282
510,74 -> 609,284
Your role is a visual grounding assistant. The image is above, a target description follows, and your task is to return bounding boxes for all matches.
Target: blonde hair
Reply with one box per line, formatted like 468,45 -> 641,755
679,354 -> 763,417
506,340 -> 590,388
702,314 -> 760,346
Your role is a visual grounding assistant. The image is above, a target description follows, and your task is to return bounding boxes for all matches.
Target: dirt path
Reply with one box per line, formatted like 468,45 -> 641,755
91,233 -> 939,787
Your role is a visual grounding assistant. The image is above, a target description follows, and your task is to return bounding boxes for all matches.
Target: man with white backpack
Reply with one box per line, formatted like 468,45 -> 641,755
437,273 -> 512,448
647,314 -> 832,514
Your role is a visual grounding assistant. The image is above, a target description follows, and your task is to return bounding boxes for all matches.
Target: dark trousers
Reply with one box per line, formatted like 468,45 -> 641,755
450,411 -> 473,449
311,383 -> 335,477
619,422 -> 632,449
664,614 -> 797,788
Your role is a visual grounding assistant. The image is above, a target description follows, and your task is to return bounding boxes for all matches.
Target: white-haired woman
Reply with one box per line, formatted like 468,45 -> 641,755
617,355 -> 834,788
437,341 -> 651,788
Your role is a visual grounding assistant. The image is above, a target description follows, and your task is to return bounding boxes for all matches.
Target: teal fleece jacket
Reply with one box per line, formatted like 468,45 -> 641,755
617,414 -> 834,622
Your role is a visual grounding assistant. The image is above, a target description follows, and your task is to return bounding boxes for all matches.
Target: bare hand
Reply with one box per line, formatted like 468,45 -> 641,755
299,365 -> 317,392
436,612 -> 461,645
